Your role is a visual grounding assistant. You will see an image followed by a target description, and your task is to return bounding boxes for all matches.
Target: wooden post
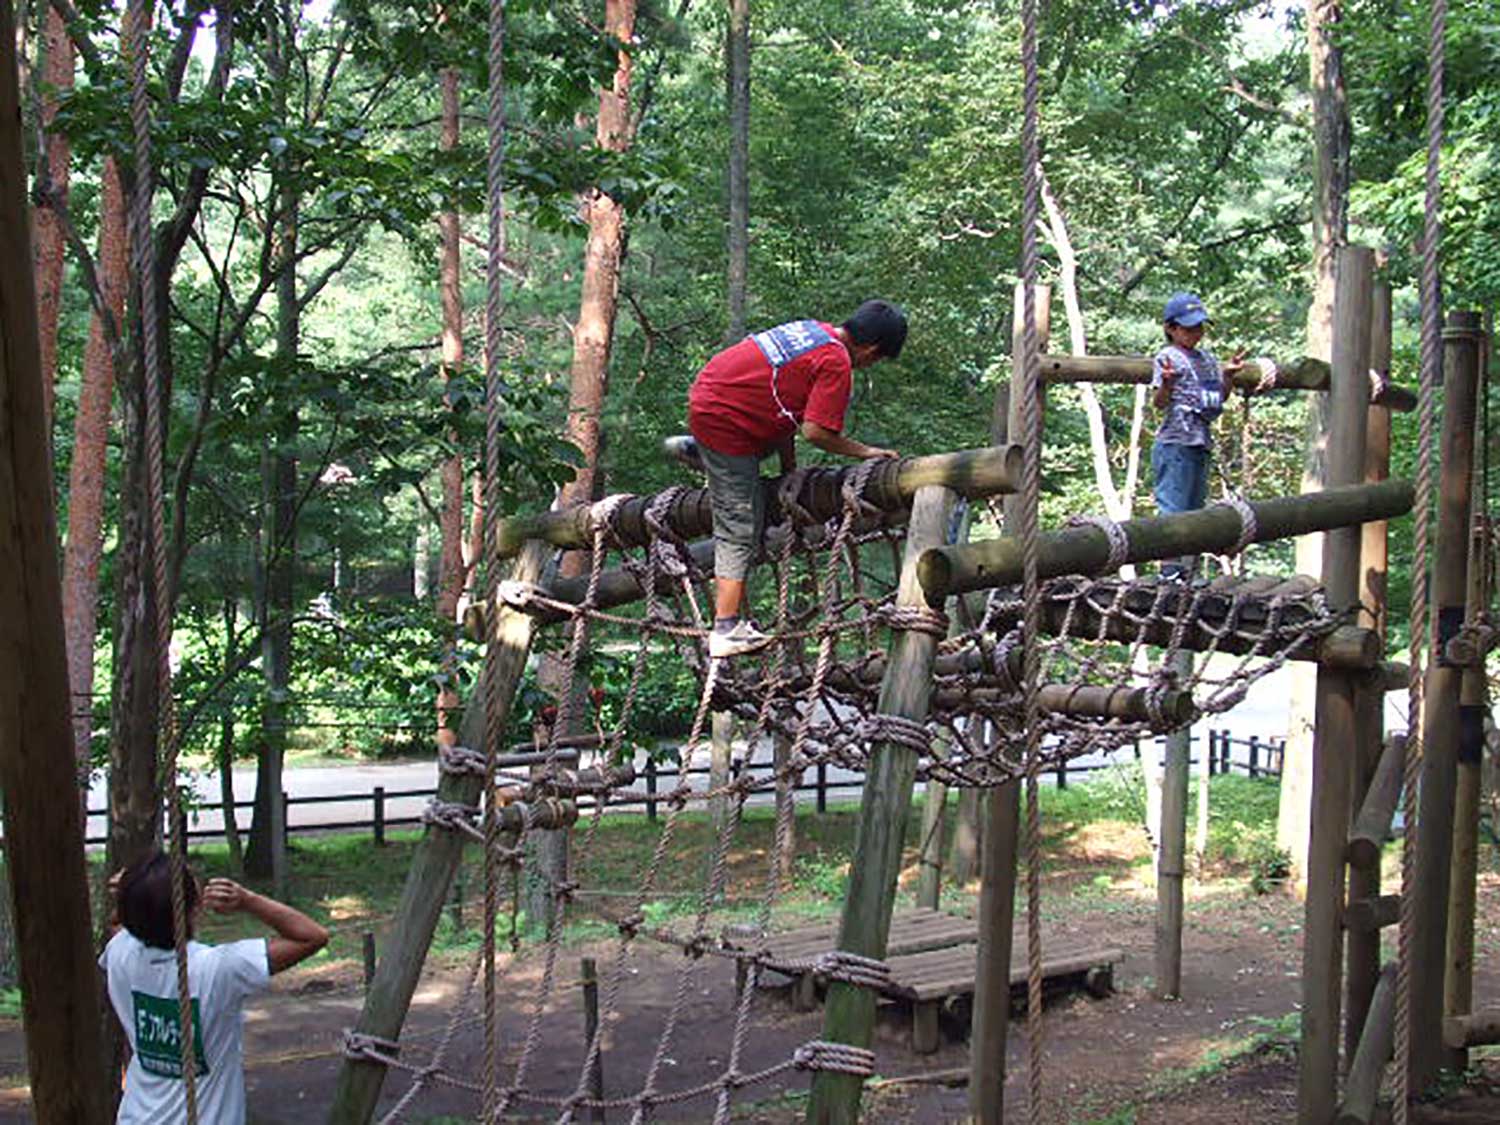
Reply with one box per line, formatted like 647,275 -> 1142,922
1347,735 -> 1406,871
1444,311 -> 1490,1074
373,785 -> 386,847
0,4 -> 112,1113
1249,735 -> 1261,778
774,732 -> 795,888
1345,279 -> 1392,1065
710,711 -> 734,834
816,761 -> 828,813
1336,964 -> 1397,1125
968,281 -> 1049,1125
1297,245 -> 1373,1124
581,956 -> 605,1123
362,931 -> 376,989
329,538 -> 552,1125
1156,648 -> 1193,999
1408,311 -> 1484,1091
644,757 -> 658,822
805,485 -> 957,1125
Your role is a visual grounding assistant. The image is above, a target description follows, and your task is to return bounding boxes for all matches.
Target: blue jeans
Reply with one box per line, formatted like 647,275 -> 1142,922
1152,441 -> 1208,515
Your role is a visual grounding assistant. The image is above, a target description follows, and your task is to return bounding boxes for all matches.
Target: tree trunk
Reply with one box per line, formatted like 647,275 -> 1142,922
529,0 -> 640,932
724,0 -> 750,343
436,64 -> 466,746
1279,0 -> 1350,890
218,598 -> 244,872
62,159 -> 127,817
31,5 -> 71,430
245,35 -> 300,889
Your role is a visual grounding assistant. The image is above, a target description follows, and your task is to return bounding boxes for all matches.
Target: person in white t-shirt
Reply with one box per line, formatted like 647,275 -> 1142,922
99,851 -> 329,1124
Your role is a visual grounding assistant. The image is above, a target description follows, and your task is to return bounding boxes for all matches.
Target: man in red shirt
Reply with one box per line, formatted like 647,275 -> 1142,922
684,299 -> 907,658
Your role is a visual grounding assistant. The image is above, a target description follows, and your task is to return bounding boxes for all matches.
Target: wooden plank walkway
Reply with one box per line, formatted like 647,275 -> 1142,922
721,909 -> 1122,1051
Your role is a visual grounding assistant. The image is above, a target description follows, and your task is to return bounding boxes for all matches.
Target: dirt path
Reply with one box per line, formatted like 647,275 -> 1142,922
5,869 -> 1497,1122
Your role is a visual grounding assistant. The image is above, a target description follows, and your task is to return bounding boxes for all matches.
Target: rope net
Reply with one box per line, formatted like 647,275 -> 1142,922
349,474 -> 1345,1123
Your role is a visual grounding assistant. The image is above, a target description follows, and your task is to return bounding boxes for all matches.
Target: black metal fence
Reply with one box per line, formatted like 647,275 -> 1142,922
82,727 -> 1286,846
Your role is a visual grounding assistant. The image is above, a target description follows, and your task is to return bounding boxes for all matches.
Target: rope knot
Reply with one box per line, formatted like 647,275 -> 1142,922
617,912 -> 644,938
497,579 -> 540,609
879,604 -> 950,638
438,744 -> 487,777
422,798 -> 480,834
1254,356 -> 1280,392
683,934 -> 711,959
1066,513 -> 1130,575
792,1040 -> 877,1077
1213,493 -> 1259,556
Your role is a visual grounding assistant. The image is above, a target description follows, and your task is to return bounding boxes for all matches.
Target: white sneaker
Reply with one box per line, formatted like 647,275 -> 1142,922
663,435 -> 706,474
708,620 -> 773,659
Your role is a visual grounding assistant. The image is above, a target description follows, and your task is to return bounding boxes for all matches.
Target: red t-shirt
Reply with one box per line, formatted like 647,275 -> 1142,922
688,322 -> 853,456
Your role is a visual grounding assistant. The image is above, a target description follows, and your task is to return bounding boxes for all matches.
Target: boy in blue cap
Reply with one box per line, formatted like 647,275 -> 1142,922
1150,291 -> 1243,577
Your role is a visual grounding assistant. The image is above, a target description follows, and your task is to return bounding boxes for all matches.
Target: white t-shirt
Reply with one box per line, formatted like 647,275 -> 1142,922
100,930 -> 270,1124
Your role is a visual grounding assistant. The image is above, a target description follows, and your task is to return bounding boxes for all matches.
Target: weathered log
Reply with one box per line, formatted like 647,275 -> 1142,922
1346,734 -> 1406,870
1343,895 -> 1400,933
1037,353 -> 1417,411
1335,964 -> 1397,1125
496,444 -> 1024,557
917,480 -> 1414,601
1444,621 -> 1499,667
1444,1009 -> 1500,1049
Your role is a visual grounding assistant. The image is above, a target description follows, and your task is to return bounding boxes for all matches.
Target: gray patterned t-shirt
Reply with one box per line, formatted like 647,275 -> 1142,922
1151,345 -> 1225,448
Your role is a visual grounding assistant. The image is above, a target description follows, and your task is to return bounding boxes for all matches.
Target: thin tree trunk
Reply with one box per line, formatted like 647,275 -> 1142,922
31,5 -> 71,430
436,64 -> 465,746
62,159 -> 126,817
1279,0 -> 1350,890
218,598 -> 244,872
528,0 -> 640,932
724,0 -> 750,343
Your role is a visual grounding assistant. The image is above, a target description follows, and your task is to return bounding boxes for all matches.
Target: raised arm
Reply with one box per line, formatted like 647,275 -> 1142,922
202,878 -> 329,974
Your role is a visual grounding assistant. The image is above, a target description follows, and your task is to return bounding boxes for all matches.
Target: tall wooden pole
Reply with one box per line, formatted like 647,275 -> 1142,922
1443,312 -> 1490,1073
0,1 -> 112,1114
329,539 -> 551,1124
1407,311 -> 1484,1091
968,282 -> 1049,1123
1296,244 -> 1373,1124
1345,279 -> 1392,1064
1154,648 -> 1193,999
805,484 -> 956,1125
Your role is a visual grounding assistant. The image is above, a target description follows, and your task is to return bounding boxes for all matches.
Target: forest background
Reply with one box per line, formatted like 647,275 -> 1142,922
7,0 -> 1499,975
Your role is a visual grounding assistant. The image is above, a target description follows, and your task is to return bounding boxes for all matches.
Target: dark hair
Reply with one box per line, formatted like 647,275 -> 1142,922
119,851 -> 198,950
843,299 -> 908,360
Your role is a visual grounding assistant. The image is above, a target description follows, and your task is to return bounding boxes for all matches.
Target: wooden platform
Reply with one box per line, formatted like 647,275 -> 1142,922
721,909 -> 1122,1052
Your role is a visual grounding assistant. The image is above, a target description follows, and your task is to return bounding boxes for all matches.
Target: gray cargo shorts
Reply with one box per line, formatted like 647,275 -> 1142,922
699,443 -> 765,581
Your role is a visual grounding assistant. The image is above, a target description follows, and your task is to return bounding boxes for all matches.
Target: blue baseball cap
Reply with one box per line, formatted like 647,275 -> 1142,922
1163,292 -> 1211,327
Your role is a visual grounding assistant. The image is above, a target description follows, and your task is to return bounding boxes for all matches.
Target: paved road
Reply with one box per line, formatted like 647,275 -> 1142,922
81,661 -> 1411,845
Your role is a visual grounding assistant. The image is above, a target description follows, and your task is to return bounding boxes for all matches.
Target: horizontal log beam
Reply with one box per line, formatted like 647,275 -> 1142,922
496,444 -> 1025,558
917,480 -> 1414,601
1343,894 -> 1401,933
1444,1009 -> 1500,1049
1038,354 -> 1417,412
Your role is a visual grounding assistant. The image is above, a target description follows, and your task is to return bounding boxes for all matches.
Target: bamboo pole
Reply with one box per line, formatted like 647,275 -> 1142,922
1037,353 -> 1417,411
1297,244 -> 1373,1125
329,538 -> 552,1124
1155,648 -> 1193,999
806,485 -> 957,1125
918,480 -> 1413,600
1346,279 -> 1392,1065
1444,312 -> 1491,1074
497,444 -> 1024,557
1335,964 -> 1397,1125
0,3 -> 111,1114
969,281 -> 1048,1124
1408,311 -> 1484,1091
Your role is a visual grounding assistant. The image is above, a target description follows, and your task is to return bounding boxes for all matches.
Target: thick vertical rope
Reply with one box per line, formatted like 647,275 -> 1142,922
1018,0 -> 1045,1116
125,0 -> 196,1117
481,0 -> 508,1118
1394,0 -> 1444,1117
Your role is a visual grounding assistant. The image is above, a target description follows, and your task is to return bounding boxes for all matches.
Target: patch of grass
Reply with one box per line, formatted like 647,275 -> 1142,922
0,988 -> 21,1020
1153,1011 -> 1300,1093
1073,1107 -> 1137,1125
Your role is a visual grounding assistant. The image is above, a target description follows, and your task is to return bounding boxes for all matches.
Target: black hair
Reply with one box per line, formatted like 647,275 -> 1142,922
843,299 -> 908,360
119,850 -> 198,950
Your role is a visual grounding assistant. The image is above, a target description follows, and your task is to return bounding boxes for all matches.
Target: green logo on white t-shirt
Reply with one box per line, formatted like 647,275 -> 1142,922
131,991 -> 209,1078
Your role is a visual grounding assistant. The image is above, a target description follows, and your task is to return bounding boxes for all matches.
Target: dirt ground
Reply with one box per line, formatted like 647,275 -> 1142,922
4,835 -> 1499,1123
